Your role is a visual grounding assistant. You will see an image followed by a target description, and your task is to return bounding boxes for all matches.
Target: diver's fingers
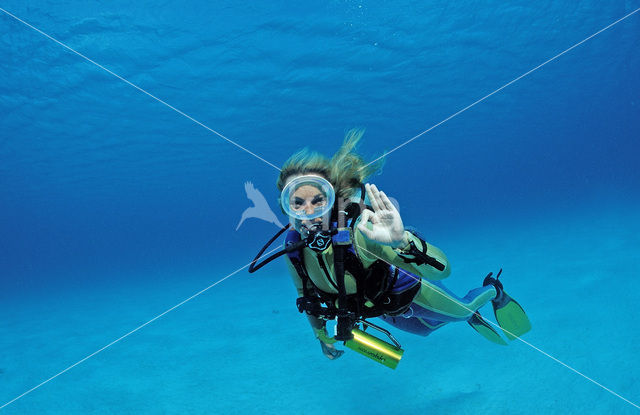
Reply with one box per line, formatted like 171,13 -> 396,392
320,341 -> 344,360
360,208 -> 380,224
358,225 -> 375,240
371,184 -> 386,212
358,210 -> 376,239
379,191 -> 397,212
366,183 -> 382,212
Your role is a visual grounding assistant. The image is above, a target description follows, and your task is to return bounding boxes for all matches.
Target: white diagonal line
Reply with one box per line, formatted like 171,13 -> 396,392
362,7 -> 640,169
356,243 -> 640,410
0,7 -> 281,171
0,245 -> 282,410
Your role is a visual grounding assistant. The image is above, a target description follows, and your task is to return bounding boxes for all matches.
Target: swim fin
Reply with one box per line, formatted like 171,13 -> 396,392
483,269 -> 531,341
467,312 -> 507,345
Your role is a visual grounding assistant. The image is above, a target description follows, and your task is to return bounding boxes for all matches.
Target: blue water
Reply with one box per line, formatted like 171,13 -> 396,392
1,1 -> 639,413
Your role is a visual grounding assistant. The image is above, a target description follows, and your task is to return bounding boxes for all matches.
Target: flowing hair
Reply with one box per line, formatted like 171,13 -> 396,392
277,128 -> 385,199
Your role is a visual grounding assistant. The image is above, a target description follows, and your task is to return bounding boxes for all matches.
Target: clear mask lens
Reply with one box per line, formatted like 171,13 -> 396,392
280,175 -> 335,220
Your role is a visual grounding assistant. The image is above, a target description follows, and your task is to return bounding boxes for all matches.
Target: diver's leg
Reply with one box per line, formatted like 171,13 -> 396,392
405,280 -> 508,344
378,271 -> 496,337
379,314 -> 447,337
410,279 -> 497,322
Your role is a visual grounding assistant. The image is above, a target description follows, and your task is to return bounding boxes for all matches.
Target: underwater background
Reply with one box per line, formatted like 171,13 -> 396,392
1,1 -> 639,413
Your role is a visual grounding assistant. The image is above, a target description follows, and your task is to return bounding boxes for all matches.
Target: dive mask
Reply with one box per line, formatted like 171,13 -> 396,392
280,175 -> 335,221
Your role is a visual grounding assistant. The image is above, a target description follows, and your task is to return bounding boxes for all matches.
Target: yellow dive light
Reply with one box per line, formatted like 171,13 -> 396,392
344,327 -> 404,370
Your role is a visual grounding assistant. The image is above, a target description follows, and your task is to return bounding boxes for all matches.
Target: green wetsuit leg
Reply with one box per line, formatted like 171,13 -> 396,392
410,280 -> 497,322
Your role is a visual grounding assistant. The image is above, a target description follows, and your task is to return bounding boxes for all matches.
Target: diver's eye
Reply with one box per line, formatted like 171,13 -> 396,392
311,195 -> 326,205
292,197 -> 304,208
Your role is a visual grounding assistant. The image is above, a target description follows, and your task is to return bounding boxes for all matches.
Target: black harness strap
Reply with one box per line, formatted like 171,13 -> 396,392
398,238 -> 446,271
289,184 -> 422,324
290,256 -> 311,297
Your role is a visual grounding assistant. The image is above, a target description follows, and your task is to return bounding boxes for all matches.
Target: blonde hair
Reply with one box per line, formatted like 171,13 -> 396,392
277,128 -> 384,198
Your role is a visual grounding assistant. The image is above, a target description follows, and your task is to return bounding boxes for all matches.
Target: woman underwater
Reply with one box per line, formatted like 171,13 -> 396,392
250,129 -> 531,365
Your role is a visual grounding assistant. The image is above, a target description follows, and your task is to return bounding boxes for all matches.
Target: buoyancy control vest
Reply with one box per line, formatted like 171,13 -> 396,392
283,219 -> 421,320
249,183 -> 443,341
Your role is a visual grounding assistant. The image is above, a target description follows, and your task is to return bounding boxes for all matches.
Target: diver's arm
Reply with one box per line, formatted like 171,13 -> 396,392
307,314 -> 344,360
286,259 -> 306,297
354,221 -> 450,280
354,183 -> 450,280
286,258 -> 344,360
391,230 -> 451,279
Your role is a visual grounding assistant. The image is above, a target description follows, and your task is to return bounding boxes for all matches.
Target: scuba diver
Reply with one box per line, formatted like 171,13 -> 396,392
249,129 -> 531,368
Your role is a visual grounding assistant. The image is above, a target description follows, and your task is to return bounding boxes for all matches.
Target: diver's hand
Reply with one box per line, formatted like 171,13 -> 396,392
313,325 -> 344,360
319,340 -> 345,360
358,183 -> 407,248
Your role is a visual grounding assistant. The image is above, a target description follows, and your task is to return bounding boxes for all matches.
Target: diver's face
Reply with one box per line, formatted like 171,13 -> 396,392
285,174 -> 331,236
